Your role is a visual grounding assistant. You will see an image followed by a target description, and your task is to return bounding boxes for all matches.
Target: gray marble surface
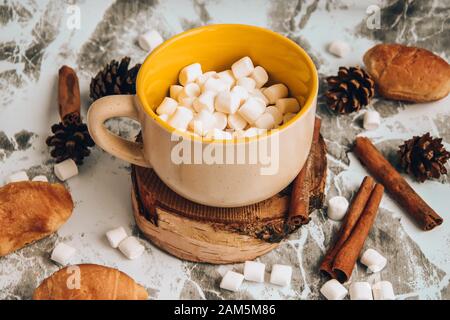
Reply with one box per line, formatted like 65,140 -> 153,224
0,0 -> 449,300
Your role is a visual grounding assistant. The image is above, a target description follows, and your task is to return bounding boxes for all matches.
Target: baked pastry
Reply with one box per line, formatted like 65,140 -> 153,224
363,44 -> 450,102
0,181 -> 73,256
33,264 -> 148,300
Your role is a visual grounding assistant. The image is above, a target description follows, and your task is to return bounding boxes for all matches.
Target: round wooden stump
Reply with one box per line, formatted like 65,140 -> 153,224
131,119 -> 327,264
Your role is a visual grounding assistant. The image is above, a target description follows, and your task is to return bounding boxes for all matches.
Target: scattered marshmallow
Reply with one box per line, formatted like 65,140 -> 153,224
32,175 -> 48,182
255,113 -> 275,130
159,114 -> 169,122
266,106 -> 283,125
231,85 -> 249,104
5,171 -> 29,184
231,56 -> 254,79
360,248 -> 387,273
363,110 -> 381,131
51,243 -> 76,265
320,279 -> 348,300
189,110 -> 216,136
236,77 -> 256,91
328,40 -> 351,58
238,97 -> 266,124
372,281 -> 395,300
196,71 -> 217,86
156,97 -> 178,116
244,261 -> 266,283
179,97 -> 195,110
264,84 -> 288,104
169,85 -> 183,100
269,264 -> 292,287
118,236 -> 145,260
217,70 -> 236,88
250,66 -> 269,88
283,113 -> 296,124
251,89 -> 269,105
349,282 -> 373,300
243,127 -> 259,138
202,77 -> 228,93
215,91 -> 240,114
138,30 -> 164,52
213,112 -> 228,130
276,98 -> 300,114
220,270 -> 244,292
182,82 -> 201,98
106,227 -> 128,249
167,107 -> 194,131
327,196 -> 349,221
54,159 -> 78,181
228,113 -> 248,131
179,63 -> 202,86
193,91 -> 215,113
206,128 -> 233,140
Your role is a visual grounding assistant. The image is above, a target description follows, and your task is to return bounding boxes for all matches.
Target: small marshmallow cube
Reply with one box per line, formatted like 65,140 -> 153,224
215,91 -> 240,114
118,236 -> 145,260
266,106 -> 283,125
179,97 -> 195,110
138,30 -> 163,52
363,110 -> 381,131
320,279 -> 348,300
156,97 -> 178,116
220,270 -> 244,292
349,282 -> 373,300
327,196 -> 349,221
213,112 -> 228,130
372,281 -> 395,300
189,110 -> 216,136
159,114 -> 169,122
238,98 -> 266,124
202,77 -> 228,93
252,89 -> 269,105
236,77 -> 256,91
106,227 -> 128,249
270,264 -> 292,286
51,243 -> 76,265
231,56 -> 254,79
231,86 -> 249,104
179,63 -> 202,86
360,248 -> 387,273
328,40 -> 351,58
206,128 -> 233,140
167,107 -> 194,131
217,70 -> 236,87
244,261 -> 266,283
228,113 -> 248,131
182,83 -> 201,98
264,84 -> 288,104
244,127 -> 259,138
250,66 -> 269,88
6,171 -> 29,184
170,85 -> 183,100
283,113 -> 296,124
193,91 -> 215,113
276,98 -> 300,114
32,175 -> 48,182
196,71 -> 217,86
255,113 -> 275,130
54,159 -> 78,181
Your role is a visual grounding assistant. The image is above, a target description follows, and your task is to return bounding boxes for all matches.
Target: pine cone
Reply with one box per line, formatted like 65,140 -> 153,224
325,66 -> 375,114
89,57 -> 141,101
46,113 -> 95,165
399,133 -> 450,182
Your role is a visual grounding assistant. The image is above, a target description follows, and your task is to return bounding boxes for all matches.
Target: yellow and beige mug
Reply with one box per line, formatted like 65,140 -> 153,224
87,24 -> 318,207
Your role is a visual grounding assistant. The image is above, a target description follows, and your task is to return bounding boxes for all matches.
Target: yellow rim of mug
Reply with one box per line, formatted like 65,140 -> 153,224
136,24 -> 319,143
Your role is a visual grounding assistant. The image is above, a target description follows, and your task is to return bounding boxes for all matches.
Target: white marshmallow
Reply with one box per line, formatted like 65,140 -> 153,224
196,71 -> 217,86
169,85 -> 183,100
243,127 -> 259,138
32,175 -> 48,182
266,106 -> 283,125
215,91 -> 240,114
167,107 -> 194,131
206,128 -> 233,140
180,98 -> 195,111
236,77 -> 256,91
251,89 -> 269,106
372,281 -> 395,300
270,264 -> 292,286
106,227 -> 128,249
250,66 -> 269,88
349,282 -> 373,300
283,113 -> 296,124
276,98 -> 300,114
118,236 -> 145,260
220,270 -> 244,292
189,110 -> 216,136
327,196 -> 349,221
231,56 -> 254,79
228,113 -> 248,131
231,86 -> 249,105
183,83 -> 201,98
363,110 -> 381,131
244,261 -> 265,283
179,63 -> 202,86
238,97 -> 266,124
360,248 -> 387,273
202,77 -> 229,93
320,279 -> 348,300
193,91 -> 215,113
328,40 -> 351,58
217,70 -> 236,87
254,113 -> 275,130
54,159 -> 78,181
213,112 -> 228,130
51,243 -> 76,265
138,30 -> 164,52
5,171 -> 29,184
156,97 -> 178,116
159,114 -> 169,122
264,84 -> 288,104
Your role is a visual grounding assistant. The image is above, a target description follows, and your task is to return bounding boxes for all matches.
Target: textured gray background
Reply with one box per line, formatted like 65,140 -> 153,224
0,0 -> 449,300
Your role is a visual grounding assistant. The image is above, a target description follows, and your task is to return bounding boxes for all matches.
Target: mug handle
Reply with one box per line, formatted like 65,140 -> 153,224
87,95 -> 151,168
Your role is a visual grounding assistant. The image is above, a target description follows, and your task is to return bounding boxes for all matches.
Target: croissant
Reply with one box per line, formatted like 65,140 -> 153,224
33,264 -> 148,300
0,181 -> 73,256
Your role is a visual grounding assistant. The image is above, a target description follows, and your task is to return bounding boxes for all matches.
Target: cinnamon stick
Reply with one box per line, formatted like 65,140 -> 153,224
332,183 -> 384,283
287,118 -> 322,227
58,66 -> 80,120
319,176 -> 375,279
354,137 -> 443,231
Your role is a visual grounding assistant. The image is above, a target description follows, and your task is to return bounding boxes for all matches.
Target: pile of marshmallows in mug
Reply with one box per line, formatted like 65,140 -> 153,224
156,56 -> 303,139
